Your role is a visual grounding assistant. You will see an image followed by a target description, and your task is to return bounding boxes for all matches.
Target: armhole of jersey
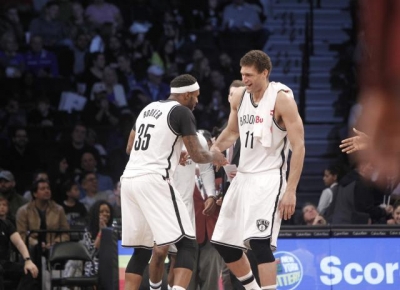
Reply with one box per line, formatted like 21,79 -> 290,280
237,88 -> 246,113
167,104 -> 181,136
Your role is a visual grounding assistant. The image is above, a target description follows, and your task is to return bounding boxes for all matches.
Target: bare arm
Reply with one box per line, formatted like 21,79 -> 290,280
212,87 -> 243,152
277,91 -> 305,220
10,232 -> 39,278
183,135 -> 222,164
126,129 -> 135,155
340,128 -> 370,153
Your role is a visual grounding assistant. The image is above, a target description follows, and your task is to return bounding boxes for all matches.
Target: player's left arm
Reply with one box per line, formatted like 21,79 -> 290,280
277,91 -> 305,220
126,129 -> 136,155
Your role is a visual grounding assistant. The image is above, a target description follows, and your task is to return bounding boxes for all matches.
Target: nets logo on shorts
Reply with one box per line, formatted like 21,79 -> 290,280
275,251 -> 303,290
256,219 -> 269,232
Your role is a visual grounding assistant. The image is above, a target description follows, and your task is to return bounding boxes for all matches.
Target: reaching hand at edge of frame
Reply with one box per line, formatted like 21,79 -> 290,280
339,128 -> 370,154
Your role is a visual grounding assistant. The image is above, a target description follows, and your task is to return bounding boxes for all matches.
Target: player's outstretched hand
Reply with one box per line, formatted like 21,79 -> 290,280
210,150 -> 228,171
340,128 -> 369,154
203,197 -> 217,216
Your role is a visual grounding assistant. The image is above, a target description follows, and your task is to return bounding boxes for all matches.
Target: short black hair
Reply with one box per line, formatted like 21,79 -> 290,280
170,74 -> 197,89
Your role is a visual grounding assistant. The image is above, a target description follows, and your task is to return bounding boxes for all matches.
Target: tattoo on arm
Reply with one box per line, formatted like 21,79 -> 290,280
183,135 -> 212,163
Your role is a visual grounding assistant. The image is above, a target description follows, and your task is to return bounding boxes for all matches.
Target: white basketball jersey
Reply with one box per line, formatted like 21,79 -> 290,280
237,91 -> 290,174
123,100 -> 184,179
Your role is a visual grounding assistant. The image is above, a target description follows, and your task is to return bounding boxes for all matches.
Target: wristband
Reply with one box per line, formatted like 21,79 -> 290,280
24,257 -> 31,261
207,196 -> 217,201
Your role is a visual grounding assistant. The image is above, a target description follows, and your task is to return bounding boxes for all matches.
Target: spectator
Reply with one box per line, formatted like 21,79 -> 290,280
0,127 -> 42,193
317,164 -> 340,216
79,52 -> 106,96
331,161 -> 392,224
202,0 -> 223,32
0,34 -> 25,78
78,152 -> 113,192
0,6 -> 25,45
387,202 -> 400,225
138,64 -> 170,102
58,123 -> 101,174
0,170 -> 28,223
0,98 -> 27,132
85,128 -> 108,167
24,35 -> 59,77
116,54 -> 141,102
27,96 -> 59,128
60,179 -> 87,228
85,0 -> 123,29
0,196 -> 39,290
79,172 -> 114,211
301,203 -> 327,226
16,179 -> 70,251
104,34 -> 126,68
90,66 -> 128,108
22,170 -> 50,202
68,32 -> 91,77
67,1 -> 95,41
29,1 -> 68,48
82,87 -> 120,127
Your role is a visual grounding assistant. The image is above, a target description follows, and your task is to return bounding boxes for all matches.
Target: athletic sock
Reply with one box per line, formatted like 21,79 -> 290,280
172,286 -> 185,290
238,271 -> 261,290
262,285 -> 277,290
149,280 -> 162,290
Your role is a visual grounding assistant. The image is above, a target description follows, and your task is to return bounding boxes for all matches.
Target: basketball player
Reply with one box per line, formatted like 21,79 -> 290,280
121,74 -> 227,290
211,50 -> 305,290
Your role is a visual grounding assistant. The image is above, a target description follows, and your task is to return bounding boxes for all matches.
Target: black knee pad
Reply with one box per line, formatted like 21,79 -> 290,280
174,238 -> 196,270
213,243 -> 243,263
126,248 -> 152,275
249,239 -> 275,264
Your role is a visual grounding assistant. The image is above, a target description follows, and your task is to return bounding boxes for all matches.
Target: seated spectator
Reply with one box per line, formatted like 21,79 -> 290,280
138,64 -> 170,102
317,164 -> 340,216
85,128 -> 108,167
68,32 -> 91,77
0,170 -> 28,223
85,0 -> 123,29
0,6 -> 25,45
22,170 -> 50,202
104,34 -> 126,68
387,202 -> 400,225
301,203 -> 327,226
116,54 -> 141,103
0,34 -> 25,78
0,127 -> 42,193
83,86 -> 120,127
58,123 -> 101,174
27,96 -> 59,128
0,98 -> 27,132
24,35 -> 59,77
67,1 -> 95,42
78,152 -> 113,192
331,162 -> 392,224
79,52 -> 106,96
0,197 -> 39,290
60,179 -> 87,228
29,1 -> 68,48
79,172 -> 114,211
90,66 -> 127,108
16,179 -> 69,251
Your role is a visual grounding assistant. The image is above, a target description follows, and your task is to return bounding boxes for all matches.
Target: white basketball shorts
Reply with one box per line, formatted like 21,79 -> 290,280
211,171 -> 285,250
121,174 -> 195,249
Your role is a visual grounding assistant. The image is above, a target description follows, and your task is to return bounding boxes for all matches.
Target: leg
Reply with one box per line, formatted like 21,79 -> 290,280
173,238 -> 196,288
167,254 -> 176,288
213,244 -> 260,290
249,239 -> 276,289
149,245 -> 169,288
125,248 -> 153,290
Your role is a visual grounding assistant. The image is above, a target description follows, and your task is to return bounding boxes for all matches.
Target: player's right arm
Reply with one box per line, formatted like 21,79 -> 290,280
126,129 -> 135,155
211,87 -> 243,152
183,135 -> 226,166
